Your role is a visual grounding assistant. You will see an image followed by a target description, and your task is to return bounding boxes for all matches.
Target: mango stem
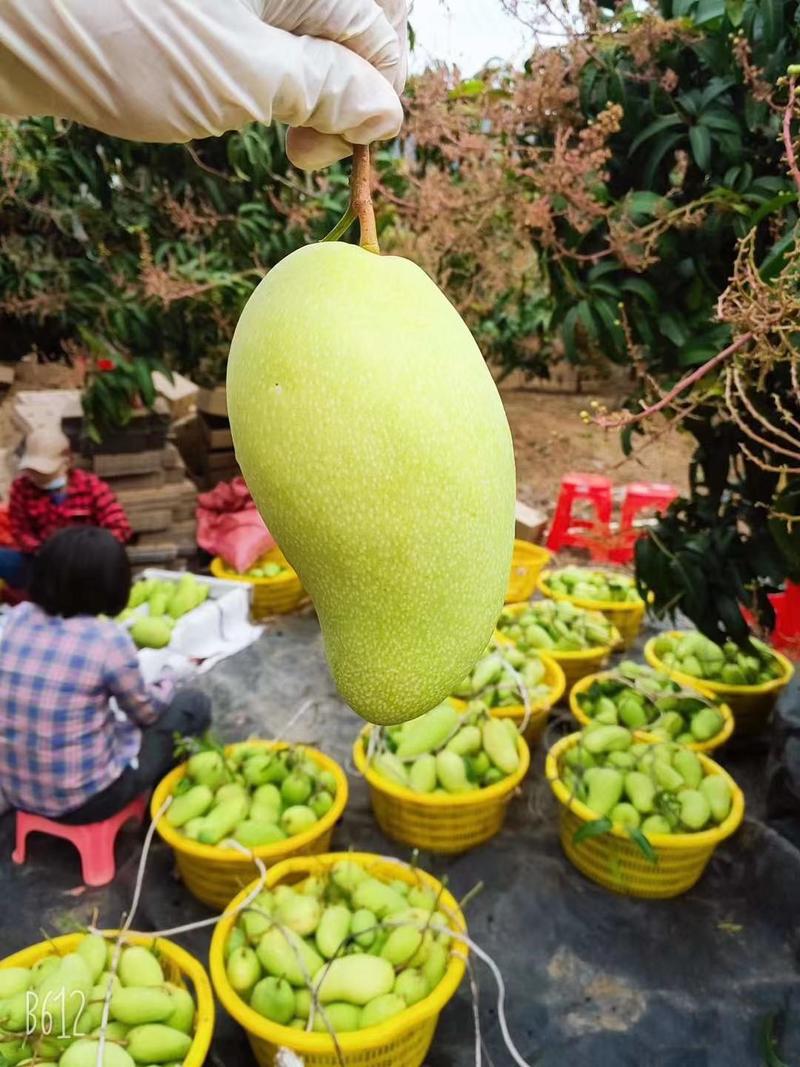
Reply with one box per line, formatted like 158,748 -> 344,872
351,144 -> 379,254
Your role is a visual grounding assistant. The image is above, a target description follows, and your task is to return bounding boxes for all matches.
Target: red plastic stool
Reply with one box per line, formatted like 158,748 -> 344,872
608,481 -> 679,563
546,473 -> 613,553
12,794 -> 147,887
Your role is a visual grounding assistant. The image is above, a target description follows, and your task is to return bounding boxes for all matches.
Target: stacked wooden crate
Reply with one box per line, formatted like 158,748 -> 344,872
63,408 -> 198,567
195,385 -> 240,488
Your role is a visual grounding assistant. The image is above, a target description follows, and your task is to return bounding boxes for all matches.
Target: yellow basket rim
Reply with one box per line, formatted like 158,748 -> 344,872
644,631 -> 795,695
352,727 -> 530,808
451,650 -> 566,719
209,851 -> 467,1056
545,732 -> 745,849
538,570 -> 645,613
210,553 -> 300,588
151,741 -> 348,863
0,930 -> 214,1067
568,670 -> 735,752
512,539 -> 552,563
500,602 -> 622,657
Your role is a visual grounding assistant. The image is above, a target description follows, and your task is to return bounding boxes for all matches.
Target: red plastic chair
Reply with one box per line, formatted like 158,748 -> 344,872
12,794 -> 147,887
607,482 -> 679,564
546,473 -> 613,554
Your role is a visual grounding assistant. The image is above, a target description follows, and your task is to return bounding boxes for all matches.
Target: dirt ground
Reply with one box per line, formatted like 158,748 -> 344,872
501,383 -> 693,513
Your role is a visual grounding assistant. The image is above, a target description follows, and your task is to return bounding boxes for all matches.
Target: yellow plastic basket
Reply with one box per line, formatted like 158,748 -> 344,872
452,651 -> 566,747
505,540 -> 552,603
538,570 -> 645,648
353,726 -> 530,854
546,733 -> 745,898
644,631 -> 795,737
152,741 -> 349,911
211,547 -> 306,619
499,602 -> 620,693
569,671 -> 735,753
209,852 -> 467,1067
0,930 -> 214,1067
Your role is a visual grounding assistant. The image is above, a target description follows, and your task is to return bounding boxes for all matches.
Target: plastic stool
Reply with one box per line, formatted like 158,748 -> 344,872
546,473 -> 613,553
12,794 -> 147,887
607,481 -> 678,564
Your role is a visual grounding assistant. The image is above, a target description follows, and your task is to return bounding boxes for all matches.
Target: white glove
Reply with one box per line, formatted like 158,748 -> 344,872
0,0 -> 407,169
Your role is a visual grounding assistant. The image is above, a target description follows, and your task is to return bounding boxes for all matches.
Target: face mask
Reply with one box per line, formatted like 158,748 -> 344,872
41,475 -> 67,491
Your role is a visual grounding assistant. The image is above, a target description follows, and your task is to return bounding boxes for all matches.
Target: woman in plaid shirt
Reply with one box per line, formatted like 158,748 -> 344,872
0,527 -> 211,822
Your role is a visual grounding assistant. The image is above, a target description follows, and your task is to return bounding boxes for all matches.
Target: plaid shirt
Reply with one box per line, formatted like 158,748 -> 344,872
0,603 -> 159,817
9,468 -> 132,554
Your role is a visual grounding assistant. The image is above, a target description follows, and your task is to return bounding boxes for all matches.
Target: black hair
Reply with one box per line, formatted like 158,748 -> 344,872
29,526 -> 132,619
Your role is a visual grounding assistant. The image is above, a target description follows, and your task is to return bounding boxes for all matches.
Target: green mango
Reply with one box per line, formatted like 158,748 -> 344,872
227,241 -> 515,725
130,617 -> 173,650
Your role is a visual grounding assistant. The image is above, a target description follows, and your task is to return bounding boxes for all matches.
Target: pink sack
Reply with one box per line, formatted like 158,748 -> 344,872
196,477 -> 275,574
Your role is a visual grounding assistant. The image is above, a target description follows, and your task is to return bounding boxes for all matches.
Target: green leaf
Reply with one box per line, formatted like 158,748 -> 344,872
689,124 -> 712,170
629,114 -> 683,156
725,0 -> 745,23
760,228 -> 796,281
659,312 -> 689,346
761,1014 -> 790,1067
628,828 -> 659,865
561,306 -> 580,364
761,0 -> 784,48
620,277 -> 659,310
448,78 -> 486,100
698,110 -> 741,134
625,191 -> 669,219
643,131 -> 685,187
573,817 -> 613,846
699,76 -> 737,106
694,0 -> 726,22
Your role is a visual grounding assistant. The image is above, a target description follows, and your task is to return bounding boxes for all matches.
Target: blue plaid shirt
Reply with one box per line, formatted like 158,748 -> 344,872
0,603 -> 159,816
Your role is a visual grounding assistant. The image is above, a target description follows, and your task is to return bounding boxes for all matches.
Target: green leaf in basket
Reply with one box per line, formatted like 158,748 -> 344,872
761,1013 -> 790,1067
628,827 -> 659,866
573,816 -> 612,846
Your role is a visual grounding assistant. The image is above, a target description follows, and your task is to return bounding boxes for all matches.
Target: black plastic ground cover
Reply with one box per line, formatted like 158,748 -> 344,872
1,613 -> 799,1066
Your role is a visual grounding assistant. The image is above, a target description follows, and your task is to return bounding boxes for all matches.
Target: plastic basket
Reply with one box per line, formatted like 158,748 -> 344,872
569,671 -> 735,753
505,540 -> 552,603
352,727 -> 530,854
0,930 -> 214,1067
209,852 -> 467,1067
210,547 -> 306,619
452,651 -> 566,746
152,741 -> 348,910
643,631 -> 795,737
499,602 -> 620,693
546,733 -> 745,898
538,570 -> 645,648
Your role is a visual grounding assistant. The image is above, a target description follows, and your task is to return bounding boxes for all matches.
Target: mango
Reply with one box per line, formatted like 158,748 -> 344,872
311,1002 -> 361,1032
118,947 -> 164,989
163,984 -> 195,1035
360,992 -> 407,1029
257,927 -> 323,988
393,968 -> 429,1006
59,1039 -> 135,1067
77,935 -> 108,982
110,987 -> 175,1025
312,955 -> 395,1006
166,785 -> 213,828
227,241 -> 515,725
125,1024 -> 192,1063
187,751 -> 229,790
130,617 -> 172,650
315,905 -> 352,959
250,976 -> 295,1025
275,893 -> 322,937
0,969 -> 30,998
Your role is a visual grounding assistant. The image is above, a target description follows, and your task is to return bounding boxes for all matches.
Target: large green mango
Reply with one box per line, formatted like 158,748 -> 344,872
227,242 -> 515,724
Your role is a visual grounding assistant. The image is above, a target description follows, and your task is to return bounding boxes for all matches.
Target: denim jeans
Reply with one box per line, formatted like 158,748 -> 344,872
0,548 -> 31,588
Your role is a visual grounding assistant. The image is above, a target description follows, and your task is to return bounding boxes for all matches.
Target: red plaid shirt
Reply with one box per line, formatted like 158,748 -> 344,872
9,469 -> 132,554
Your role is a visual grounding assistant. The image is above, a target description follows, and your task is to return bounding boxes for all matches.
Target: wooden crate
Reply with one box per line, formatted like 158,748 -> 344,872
92,449 -> 165,478
127,507 -> 172,534
197,385 -> 227,417
199,412 -> 233,451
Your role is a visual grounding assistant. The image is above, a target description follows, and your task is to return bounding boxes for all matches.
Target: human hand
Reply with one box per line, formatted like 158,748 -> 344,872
0,0 -> 407,169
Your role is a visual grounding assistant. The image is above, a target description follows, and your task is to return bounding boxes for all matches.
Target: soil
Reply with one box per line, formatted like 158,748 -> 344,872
500,383 -> 694,514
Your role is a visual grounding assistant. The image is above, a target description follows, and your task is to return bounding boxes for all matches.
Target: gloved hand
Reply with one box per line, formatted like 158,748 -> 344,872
0,0 -> 407,169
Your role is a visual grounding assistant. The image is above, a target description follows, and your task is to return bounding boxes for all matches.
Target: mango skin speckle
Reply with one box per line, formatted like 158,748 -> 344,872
227,242 -> 516,725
